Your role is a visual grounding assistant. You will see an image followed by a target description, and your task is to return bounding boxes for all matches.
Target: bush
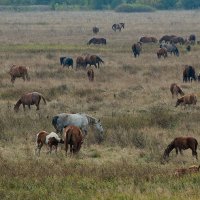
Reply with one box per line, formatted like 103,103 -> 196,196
115,3 -> 156,12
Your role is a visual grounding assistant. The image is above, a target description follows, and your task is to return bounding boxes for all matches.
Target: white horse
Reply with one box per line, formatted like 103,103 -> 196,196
52,113 -> 104,138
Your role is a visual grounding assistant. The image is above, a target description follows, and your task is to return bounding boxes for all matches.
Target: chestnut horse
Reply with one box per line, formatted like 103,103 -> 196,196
163,137 -> 198,161
14,92 -> 46,112
9,65 -> 30,83
63,125 -> 83,155
170,83 -> 184,98
87,68 -> 94,82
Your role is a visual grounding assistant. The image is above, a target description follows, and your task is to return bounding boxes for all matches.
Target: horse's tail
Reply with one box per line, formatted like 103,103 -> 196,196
39,94 -> 46,104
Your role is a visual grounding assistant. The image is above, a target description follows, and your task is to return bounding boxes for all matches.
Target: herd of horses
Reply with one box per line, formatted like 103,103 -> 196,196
6,20 -> 200,173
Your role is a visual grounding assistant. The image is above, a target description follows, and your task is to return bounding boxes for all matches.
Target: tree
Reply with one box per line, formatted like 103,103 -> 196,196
158,0 -> 177,9
181,0 -> 200,9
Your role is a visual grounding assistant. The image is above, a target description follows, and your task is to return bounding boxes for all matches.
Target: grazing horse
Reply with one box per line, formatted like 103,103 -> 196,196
9,65 -> 30,83
132,42 -> 142,58
63,125 -> 83,155
170,36 -> 185,45
160,43 -> 179,56
170,83 -> 184,98
14,92 -> 46,112
52,113 -> 104,140
87,38 -> 106,45
60,57 -> 73,68
163,137 -> 198,160
159,35 -> 176,43
157,48 -> 168,58
85,55 -> 104,68
87,68 -> 94,82
93,26 -> 99,34
35,131 -> 64,156
183,65 -> 196,82
112,23 -> 125,32
175,94 -> 197,107
76,56 -> 86,69
139,36 -> 158,43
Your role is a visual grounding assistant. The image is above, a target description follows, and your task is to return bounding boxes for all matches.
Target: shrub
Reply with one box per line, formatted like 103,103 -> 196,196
115,3 -> 156,12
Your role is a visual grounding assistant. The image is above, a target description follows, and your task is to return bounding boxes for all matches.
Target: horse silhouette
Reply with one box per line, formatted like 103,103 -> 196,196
163,137 -> 198,161
112,23 -> 125,32
14,92 -> 46,112
63,125 -> 83,155
9,65 -> 30,83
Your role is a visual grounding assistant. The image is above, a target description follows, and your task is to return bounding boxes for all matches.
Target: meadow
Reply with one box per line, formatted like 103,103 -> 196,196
1,10 -> 200,199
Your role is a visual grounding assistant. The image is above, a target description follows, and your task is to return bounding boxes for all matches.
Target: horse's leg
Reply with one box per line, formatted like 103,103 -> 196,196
28,104 -> 31,109
179,148 -> 183,155
175,148 -> 178,155
22,75 -> 25,81
23,104 -> 25,111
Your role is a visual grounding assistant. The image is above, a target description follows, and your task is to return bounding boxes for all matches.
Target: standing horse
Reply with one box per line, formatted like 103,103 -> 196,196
112,23 -> 125,32
87,68 -> 94,82
63,125 -> 83,155
85,55 -> 104,68
9,65 -> 30,83
92,26 -> 99,34
52,113 -> 104,140
60,57 -> 73,68
14,92 -> 46,112
163,137 -> 198,161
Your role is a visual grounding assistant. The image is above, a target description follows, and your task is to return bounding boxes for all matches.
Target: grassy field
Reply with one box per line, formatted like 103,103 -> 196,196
1,10 -> 200,199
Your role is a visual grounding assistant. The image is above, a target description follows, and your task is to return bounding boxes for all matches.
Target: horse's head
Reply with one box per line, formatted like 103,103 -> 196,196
14,104 -> 19,112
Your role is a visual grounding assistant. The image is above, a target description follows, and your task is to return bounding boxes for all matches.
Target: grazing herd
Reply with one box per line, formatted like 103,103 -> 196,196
7,20 -> 200,175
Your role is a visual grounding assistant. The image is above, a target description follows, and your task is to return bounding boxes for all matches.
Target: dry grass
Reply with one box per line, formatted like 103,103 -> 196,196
1,10 -> 200,199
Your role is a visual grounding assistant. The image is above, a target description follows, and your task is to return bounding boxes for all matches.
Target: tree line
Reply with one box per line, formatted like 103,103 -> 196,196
0,0 -> 199,10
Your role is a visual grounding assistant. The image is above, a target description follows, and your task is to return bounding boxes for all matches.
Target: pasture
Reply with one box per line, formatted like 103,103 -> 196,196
1,10 -> 200,199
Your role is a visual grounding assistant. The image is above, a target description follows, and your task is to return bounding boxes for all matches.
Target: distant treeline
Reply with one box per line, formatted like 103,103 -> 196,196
0,0 -> 199,10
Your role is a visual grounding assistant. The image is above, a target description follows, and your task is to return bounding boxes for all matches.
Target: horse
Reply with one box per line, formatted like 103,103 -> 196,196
63,125 -> 83,155
76,56 -> 86,69
14,92 -> 46,112
85,55 -> 104,68
170,36 -> 185,45
139,36 -> 157,43
9,65 -> 30,83
92,26 -> 99,34
160,43 -> 179,56
163,137 -> 198,161
87,38 -> 106,45
159,35 -> 176,43
183,65 -> 196,82
87,68 -> 94,82
170,83 -> 184,98
112,23 -> 125,32
52,113 -> 104,141
175,94 -> 197,107
174,165 -> 200,177
35,131 -> 64,156
189,34 -> 196,44
132,42 -> 142,58
157,48 -> 168,58
60,57 -> 73,68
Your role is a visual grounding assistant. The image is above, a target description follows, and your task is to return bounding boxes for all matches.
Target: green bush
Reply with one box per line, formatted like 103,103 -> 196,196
115,3 -> 156,12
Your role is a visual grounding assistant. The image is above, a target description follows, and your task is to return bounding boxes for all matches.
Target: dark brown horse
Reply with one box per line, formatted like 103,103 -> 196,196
163,137 -> 198,161
85,55 -> 104,68
157,48 -> 167,58
183,65 -> 196,82
139,36 -> 157,43
87,37 -> 106,45
9,65 -> 30,83
92,26 -> 99,34
159,35 -> 176,43
170,83 -> 184,98
14,92 -> 46,112
112,23 -> 125,32
76,56 -> 86,69
87,68 -> 94,82
132,42 -> 142,58
63,125 -> 83,155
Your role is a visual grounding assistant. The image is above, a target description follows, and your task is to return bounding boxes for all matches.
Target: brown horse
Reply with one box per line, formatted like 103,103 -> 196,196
63,125 -> 83,155
170,83 -> 184,98
163,137 -> 198,161
139,36 -> 157,43
159,35 -> 176,43
87,37 -> 106,45
85,55 -> 104,68
14,92 -> 46,112
175,93 -> 197,107
35,131 -> 64,156
9,65 -> 30,83
157,48 -> 167,58
76,56 -> 86,69
87,68 -> 94,82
